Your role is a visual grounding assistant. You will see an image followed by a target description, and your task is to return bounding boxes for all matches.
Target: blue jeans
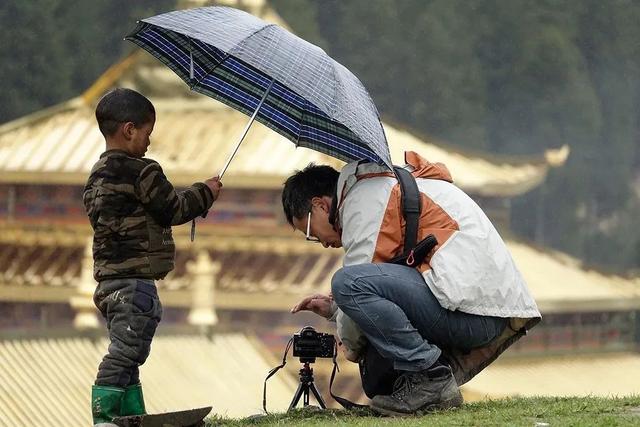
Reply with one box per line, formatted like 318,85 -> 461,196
331,263 -> 508,372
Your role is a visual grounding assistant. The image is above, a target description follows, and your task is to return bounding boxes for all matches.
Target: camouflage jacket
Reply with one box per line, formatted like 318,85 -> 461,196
83,150 -> 214,281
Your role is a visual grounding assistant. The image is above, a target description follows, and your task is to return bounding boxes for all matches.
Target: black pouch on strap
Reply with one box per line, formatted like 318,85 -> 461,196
389,234 -> 438,267
390,166 -> 438,267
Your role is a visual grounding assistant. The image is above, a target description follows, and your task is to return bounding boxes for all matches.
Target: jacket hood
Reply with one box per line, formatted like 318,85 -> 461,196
336,151 -> 453,209
404,151 -> 453,182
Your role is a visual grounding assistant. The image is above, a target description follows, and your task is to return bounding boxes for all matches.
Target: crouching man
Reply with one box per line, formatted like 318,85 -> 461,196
284,152 -> 540,416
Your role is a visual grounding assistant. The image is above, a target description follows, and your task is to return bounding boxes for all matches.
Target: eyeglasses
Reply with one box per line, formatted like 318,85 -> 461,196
305,211 -> 321,243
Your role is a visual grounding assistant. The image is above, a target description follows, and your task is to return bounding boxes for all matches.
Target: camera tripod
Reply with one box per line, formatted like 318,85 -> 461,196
288,362 -> 327,411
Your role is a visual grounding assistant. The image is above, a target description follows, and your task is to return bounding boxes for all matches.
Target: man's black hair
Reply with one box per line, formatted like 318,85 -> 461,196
95,88 -> 156,137
282,163 -> 339,226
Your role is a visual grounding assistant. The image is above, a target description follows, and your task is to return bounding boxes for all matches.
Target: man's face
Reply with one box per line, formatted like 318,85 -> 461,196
124,116 -> 155,158
292,197 -> 342,249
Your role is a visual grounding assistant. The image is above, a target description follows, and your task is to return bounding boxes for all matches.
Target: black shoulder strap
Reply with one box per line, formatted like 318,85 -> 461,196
328,188 -> 339,228
329,350 -> 368,410
393,166 -> 421,256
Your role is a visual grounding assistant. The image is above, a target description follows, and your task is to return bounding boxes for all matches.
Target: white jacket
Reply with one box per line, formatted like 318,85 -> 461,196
333,151 -> 540,356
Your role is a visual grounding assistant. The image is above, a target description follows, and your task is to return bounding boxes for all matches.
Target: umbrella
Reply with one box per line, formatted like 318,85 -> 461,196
125,6 -> 392,177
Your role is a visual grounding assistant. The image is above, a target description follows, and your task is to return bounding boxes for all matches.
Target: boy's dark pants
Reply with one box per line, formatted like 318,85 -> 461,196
93,278 -> 163,388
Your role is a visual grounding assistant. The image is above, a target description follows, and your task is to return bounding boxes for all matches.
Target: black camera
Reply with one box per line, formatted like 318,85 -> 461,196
292,326 -> 335,363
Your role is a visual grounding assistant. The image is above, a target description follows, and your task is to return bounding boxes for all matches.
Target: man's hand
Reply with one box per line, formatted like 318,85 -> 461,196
204,176 -> 223,201
342,347 -> 361,362
291,293 -> 334,319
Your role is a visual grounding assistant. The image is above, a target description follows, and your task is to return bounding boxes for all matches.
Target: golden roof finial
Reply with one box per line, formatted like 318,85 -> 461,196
186,250 -> 220,333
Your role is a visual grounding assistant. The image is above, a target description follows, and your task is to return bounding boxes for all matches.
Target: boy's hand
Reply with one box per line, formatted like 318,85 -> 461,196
204,176 -> 223,201
291,293 -> 334,319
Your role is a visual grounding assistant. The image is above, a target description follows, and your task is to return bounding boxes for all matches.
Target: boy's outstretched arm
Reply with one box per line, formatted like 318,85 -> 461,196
135,161 -> 222,226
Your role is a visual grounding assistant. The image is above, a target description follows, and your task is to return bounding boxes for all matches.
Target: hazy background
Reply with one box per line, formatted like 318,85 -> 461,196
1,0 -> 639,274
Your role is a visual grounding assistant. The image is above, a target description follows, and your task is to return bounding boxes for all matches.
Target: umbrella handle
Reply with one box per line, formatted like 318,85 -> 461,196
219,78 -> 275,179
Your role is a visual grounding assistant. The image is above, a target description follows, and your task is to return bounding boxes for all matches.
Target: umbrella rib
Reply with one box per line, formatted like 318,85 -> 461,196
229,23 -> 277,60
188,38 -> 230,91
294,99 -> 306,148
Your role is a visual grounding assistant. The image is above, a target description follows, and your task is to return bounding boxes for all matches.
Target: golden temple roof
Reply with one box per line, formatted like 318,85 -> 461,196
0,87 -> 568,196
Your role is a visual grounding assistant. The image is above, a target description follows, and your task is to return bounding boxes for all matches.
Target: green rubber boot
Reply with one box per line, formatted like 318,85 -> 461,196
121,383 -> 146,416
91,385 -> 124,425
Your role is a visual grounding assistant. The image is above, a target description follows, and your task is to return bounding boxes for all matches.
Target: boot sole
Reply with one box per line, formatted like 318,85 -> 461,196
371,394 -> 464,417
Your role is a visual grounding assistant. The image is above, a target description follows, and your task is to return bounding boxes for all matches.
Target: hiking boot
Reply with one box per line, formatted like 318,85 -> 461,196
121,383 -> 146,416
92,385 -> 124,425
370,364 -> 463,416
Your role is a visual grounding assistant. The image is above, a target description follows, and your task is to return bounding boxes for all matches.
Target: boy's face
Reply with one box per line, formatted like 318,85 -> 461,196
124,116 -> 155,158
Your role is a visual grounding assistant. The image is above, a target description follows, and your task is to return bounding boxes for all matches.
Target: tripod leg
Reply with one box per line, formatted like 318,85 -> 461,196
288,383 -> 305,411
304,385 -> 310,406
309,383 -> 327,409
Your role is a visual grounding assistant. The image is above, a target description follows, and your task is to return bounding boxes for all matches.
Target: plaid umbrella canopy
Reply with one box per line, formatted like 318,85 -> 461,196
125,6 -> 392,175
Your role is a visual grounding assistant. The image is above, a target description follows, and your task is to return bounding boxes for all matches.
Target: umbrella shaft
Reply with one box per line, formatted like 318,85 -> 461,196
219,78 -> 275,179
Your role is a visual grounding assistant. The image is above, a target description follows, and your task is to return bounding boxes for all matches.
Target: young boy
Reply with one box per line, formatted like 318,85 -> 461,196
83,88 -> 222,425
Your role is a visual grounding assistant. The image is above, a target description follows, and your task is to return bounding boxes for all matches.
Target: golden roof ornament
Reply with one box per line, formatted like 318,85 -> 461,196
187,249 -> 220,332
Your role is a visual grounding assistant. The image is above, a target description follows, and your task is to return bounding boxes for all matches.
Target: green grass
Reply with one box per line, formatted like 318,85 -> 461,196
205,396 -> 640,426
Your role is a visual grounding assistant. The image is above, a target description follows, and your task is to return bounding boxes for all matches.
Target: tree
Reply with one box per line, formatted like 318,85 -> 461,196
0,0 -> 70,122
0,0 -> 173,124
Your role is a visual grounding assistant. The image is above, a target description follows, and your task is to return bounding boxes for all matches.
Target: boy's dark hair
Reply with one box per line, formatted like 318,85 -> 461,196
282,164 -> 339,226
95,88 -> 156,137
